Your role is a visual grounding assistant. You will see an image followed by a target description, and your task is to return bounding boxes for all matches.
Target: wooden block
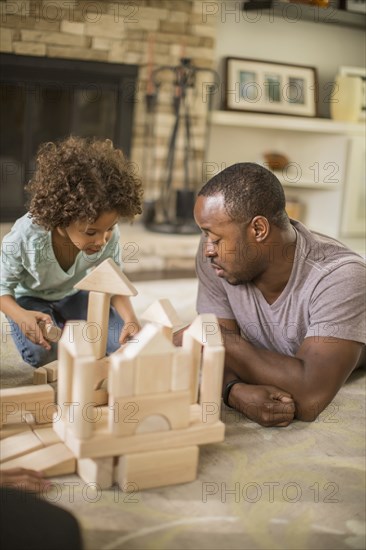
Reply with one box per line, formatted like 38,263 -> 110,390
61,416 -> 225,459
92,388 -> 108,406
134,354 -> 171,396
141,299 -> 182,328
182,332 -> 202,404
71,357 -> 97,440
43,360 -> 58,382
45,323 -> 62,342
75,258 -> 137,296
116,446 -> 199,491
23,412 -> 36,425
200,346 -> 225,424
109,391 -> 190,437
0,430 -> 44,463
0,385 -> 55,424
33,427 -> 61,446
1,443 -> 76,477
87,291 -> 110,359
94,356 -> 109,390
33,367 -> 48,385
108,353 -> 135,398
171,348 -> 191,391
136,414 -> 170,434
77,457 -> 113,489
0,423 -> 32,440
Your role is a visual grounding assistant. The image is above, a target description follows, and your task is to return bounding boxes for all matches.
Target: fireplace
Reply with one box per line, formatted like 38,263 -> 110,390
0,54 -> 138,222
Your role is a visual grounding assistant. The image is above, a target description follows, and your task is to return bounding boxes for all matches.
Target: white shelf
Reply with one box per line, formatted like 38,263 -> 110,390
210,111 -> 364,135
280,180 -> 339,190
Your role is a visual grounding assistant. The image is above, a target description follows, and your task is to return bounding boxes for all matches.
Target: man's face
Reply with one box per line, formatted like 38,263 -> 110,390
194,194 -> 265,285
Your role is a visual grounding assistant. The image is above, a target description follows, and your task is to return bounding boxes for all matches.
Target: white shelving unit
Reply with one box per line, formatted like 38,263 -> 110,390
206,111 -> 365,244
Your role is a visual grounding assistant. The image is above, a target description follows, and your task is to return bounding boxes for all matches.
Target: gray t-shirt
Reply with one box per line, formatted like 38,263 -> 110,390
196,221 -> 366,356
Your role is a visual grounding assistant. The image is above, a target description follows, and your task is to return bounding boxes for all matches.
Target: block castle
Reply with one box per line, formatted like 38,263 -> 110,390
0,259 -> 225,492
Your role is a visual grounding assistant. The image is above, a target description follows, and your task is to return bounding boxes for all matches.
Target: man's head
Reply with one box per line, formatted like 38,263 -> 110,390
194,163 -> 291,285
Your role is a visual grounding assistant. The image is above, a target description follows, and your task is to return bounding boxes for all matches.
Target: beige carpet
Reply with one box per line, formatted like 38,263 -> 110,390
1,279 -> 365,550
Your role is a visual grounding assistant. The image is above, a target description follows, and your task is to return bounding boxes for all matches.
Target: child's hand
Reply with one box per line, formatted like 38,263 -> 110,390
17,310 -> 54,350
119,320 -> 141,345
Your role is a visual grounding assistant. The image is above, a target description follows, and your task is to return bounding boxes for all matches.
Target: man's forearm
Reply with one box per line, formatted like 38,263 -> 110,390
222,331 -> 310,409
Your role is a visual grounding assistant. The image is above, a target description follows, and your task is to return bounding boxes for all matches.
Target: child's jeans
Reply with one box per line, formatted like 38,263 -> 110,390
6,291 -> 124,367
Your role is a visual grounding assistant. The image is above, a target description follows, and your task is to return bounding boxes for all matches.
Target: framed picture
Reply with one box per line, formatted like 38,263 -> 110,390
224,58 -> 317,117
339,65 -> 366,121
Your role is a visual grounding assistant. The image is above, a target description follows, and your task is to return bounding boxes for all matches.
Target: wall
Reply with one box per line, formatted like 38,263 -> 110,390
210,0 -> 365,117
0,0 -> 217,201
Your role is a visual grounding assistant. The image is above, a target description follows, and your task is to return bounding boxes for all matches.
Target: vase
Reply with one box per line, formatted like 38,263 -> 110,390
330,75 -> 362,123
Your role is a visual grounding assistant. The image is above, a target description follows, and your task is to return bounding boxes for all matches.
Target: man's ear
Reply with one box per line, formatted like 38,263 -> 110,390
250,216 -> 269,241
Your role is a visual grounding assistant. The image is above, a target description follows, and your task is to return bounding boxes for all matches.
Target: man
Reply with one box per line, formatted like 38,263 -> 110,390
194,163 -> 365,427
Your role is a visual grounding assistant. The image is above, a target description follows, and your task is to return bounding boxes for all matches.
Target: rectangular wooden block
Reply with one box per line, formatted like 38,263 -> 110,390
43,360 -> 58,382
0,430 -> 44,463
77,457 -> 113,489
33,427 -> 61,446
65,417 -> 225,459
1,443 -> 76,477
0,385 -> 55,425
33,367 -> 48,385
0,423 -> 32,440
117,446 -> 199,491
134,354 -> 172,395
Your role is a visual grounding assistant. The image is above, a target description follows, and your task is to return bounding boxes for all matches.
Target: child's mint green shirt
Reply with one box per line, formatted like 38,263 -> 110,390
0,213 -> 121,300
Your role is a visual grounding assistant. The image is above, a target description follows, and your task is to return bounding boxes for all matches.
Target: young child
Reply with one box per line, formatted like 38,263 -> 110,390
0,136 -> 143,368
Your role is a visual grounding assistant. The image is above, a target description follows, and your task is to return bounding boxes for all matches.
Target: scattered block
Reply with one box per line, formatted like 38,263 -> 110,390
33,367 -> 48,385
43,361 -> 58,382
33,427 -> 61,446
1,442 -> 76,477
0,423 -> 32,440
0,384 -> 55,425
0,431 -> 44,463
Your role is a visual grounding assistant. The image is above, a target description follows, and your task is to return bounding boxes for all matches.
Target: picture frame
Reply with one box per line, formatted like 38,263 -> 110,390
224,58 -> 318,117
339,65 -> 366,121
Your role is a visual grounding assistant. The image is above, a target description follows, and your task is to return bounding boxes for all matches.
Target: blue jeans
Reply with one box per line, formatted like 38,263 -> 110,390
7,291 -> 124,368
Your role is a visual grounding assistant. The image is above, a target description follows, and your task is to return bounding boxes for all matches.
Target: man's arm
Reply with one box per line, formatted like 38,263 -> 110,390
220,318 -> 364,421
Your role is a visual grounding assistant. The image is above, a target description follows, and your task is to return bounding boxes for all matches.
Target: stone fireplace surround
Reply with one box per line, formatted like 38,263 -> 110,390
0,0 -> 217,217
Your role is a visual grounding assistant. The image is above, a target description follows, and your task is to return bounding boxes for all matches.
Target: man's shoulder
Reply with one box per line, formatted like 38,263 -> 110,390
293,221 -> 364,272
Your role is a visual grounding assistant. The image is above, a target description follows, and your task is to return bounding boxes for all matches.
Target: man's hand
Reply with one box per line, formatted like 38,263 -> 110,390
0,468 -> 51,492
228,382 -> 295,427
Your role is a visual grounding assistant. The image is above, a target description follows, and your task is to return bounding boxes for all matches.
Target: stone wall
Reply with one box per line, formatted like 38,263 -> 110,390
0,0 -> 217,201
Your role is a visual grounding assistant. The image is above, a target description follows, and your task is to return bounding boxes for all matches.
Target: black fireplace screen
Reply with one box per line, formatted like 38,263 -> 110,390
0,54 -> 138,221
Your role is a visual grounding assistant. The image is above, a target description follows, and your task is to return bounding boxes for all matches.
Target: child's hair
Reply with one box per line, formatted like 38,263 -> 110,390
26,136 -> 143,230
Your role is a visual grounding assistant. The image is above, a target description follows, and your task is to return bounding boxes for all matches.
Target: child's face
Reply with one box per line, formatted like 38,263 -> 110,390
64,211 -> 118,255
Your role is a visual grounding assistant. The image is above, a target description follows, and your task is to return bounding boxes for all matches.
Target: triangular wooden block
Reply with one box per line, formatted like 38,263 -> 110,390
186,314 -> 223,346
75,258 -> 137,296
124,323 -> 175,359
141,299 -> 182,328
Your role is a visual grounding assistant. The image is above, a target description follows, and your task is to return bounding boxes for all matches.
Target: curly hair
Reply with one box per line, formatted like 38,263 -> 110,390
26,136 -> 143,230
198,162 -> 289,229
